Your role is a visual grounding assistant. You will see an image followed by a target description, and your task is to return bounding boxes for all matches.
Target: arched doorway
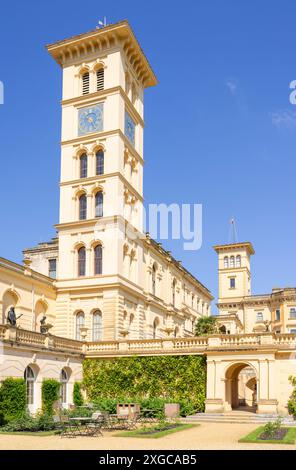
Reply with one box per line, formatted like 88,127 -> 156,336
225,362 -> 257,412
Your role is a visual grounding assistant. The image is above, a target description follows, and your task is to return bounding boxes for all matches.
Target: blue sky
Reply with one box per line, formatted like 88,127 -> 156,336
0,0 -> 296,308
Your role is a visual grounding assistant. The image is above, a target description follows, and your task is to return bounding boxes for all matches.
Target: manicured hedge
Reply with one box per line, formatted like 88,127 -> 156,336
0,378 -> 27,424
83,355 -> 206,416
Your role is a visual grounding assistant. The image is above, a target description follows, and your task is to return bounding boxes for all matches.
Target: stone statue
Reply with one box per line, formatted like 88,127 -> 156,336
7,307 -> 23,326
40,315 -> 47,334
7,307 -> 16,326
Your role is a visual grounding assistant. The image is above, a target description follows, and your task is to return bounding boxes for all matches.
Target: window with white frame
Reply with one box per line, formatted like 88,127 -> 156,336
224,256 -> 229,268
256,312 -> 263,322
92,310 -> 103,341
230,256 -> 235,268
60,369 -> 68,404
24,366 -> 35,405
76,312 -> 85,340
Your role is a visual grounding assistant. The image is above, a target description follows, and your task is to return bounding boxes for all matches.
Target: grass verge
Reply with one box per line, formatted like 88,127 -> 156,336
114,423 -> 198,439
0,431 -> 56,437
239,426 -> 296,445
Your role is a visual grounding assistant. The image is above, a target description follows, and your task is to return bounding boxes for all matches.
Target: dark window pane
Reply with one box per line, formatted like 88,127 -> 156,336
94,245 -> 102,275
80,154 -> 88,178
78,247 -> 86,276
79,194 -> 87,220
95,192 -> 103,217
96,151 -> 104,175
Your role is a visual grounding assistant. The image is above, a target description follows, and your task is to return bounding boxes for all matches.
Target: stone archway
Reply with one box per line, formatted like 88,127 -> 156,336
224,362 -> 257,412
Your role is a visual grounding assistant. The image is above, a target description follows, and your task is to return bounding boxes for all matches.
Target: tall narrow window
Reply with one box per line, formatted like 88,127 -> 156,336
95,191 -> 103,218
230,256 -> 235,268
24,366 -> 35,405
230,277 -> 236,289
152,264 -> 156,296
236,255 -> 241,267
79,194 -> 87,220
82,72 -> 89,94
96,150 -> 104,175
60,369 -> 68,404
80,154 -> 88,178
172,279 -> 176,307
92,310 -> 103,341
94,244 -> 102,275
78,247 -> 86,276
96,68 -> 104,91
76,312 -> 85,340
224,256 -> 229,268
48,259 -> 57,279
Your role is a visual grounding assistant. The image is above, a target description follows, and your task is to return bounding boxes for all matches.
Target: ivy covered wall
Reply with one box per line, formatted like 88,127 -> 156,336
83,355 -> 207,414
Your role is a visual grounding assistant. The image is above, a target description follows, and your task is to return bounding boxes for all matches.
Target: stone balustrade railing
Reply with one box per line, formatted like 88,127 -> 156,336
1,324 -> 296,357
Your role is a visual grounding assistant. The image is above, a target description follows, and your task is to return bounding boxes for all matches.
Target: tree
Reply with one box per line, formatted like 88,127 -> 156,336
195,316 -> 218,336
287,376 -> 296,418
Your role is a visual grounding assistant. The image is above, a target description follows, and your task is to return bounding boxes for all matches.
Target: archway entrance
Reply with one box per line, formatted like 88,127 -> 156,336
225,362 -> 257,412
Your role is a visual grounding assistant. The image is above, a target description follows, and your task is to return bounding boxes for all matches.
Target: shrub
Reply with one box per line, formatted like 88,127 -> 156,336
41,379 -> 60,416
73,382 -> 84,407
1,412 -> 56,432
195,316 -> 218,336
0,378 -> 26,424
83,355 -> 206,416
288,376 -> 296,419
262,417 -> 282,438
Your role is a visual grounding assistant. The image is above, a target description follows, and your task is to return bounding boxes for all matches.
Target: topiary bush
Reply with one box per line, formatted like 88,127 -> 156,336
83,355 -> 206,416
73,382 -> 84,407
41,379 -> 60,416
0,378 -> 26,424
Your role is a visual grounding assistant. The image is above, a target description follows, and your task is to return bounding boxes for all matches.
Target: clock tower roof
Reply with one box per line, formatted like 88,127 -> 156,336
46,20 -> 157,88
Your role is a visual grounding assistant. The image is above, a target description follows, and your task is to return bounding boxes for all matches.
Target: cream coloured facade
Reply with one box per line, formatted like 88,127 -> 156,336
0,21 -> 296,418
214,242 -> 296,335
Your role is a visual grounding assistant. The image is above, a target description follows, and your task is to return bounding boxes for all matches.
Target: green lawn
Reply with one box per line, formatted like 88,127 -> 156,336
114,423 -> 198,439
0,431 -> 56,437
239,426 -> 296,445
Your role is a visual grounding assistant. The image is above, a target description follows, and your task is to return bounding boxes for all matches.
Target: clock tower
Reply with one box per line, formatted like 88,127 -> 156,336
47,21 -> 157,340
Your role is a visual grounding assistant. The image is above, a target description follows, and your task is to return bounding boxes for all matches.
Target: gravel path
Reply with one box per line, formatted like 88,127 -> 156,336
0,423 -> 295,450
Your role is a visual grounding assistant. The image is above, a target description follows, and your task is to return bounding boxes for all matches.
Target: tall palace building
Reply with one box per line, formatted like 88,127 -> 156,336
1,21 -> 212,344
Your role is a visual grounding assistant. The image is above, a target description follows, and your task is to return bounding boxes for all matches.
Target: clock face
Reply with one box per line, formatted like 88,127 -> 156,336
78,104 -> 103,136
125,111 -> 136,146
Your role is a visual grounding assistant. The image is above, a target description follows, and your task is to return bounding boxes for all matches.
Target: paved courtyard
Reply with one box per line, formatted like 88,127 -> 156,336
0,423 -> 295,450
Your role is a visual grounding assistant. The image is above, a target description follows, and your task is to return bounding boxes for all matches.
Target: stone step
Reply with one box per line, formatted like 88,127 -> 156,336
183,413 -> 296,426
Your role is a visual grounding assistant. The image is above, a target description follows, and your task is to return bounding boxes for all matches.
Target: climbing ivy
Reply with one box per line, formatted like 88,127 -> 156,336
73,382 -> 84,407
41,379 -> 61,416
83,355 -> 206,415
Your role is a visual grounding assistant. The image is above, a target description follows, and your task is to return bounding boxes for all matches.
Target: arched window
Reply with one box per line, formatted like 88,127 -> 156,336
76,312 -> 85,340
236,255 -> 241,267
152,264 -> 156,296
92,310 -> 102,341
24,366 -> 35,405
230,256 -> 235,268
96,150 -> 104,175
95,191 -> 103,218
172,279 -> 176,307
60,368 -> 68,404
79,154 -> 88,178
79,194 -> 87,220
96,68 -> 104,91
82,72 -> 89,94
224,256 -> 229,268
94,244 -> 102,275
78,247 -> 86,276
